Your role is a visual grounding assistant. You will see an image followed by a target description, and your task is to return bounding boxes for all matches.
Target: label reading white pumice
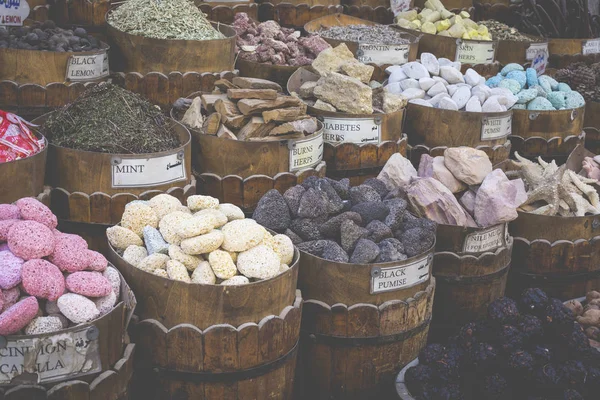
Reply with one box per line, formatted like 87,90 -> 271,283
582,38 -> 600,55
463,224 -> 506,253
526,42 -> 549,75
66,52 -> 109,82
371,254 -> 431,294
112,151 -> 186,188
289,132 -> 323,172
322,117 -> 381,144
0,326 -> 101,385
481,113 -> 512,141
455,40 -> 496,64
357,43 -> 410,66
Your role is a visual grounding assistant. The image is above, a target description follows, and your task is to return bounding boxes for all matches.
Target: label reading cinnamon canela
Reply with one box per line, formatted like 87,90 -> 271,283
370,253 -> 431,294
288,132 -> 323,172
481,113 -> 512,141
463,224 -> 506,253
112,151 -> 186,188
66,52 -> 109,82
357,43 -> 410,66
455,40 -> 496,64
322,116 -> 381,144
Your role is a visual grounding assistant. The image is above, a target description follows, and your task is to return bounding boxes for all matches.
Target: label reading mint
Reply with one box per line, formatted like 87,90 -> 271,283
481,113 -> 512,141
455,40 -> 496,64
463,224 -> 506,253
112,151 -> 186,188
583,39 -> 600,55
370,253 -> 431,294
0,326 -> 101,385
288,132 -> 323,172
357,43 -> 410,66
66,52 -> 109,82
526,42 -> 549,75
322,116 -> 381,144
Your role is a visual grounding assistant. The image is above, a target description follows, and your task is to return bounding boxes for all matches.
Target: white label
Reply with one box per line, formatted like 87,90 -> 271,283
322,116 -> 381,144
390,0 -> 411,16
582,38 -> 600,55
112,151 -> 186,188
455,40 -> 496,64
0,0 -> 29,26
66,53 -> 109,82
463,224 -> 506,253
357,43 -> 410,66
0,326 -> 101,385
288,132 -> 323,172
371,254 -> 431,294
481,113 -> 512,141
526,42 -> 549,75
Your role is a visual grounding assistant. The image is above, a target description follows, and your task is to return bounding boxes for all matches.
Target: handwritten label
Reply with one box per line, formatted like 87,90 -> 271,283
357,43 -> 410,66
390,0 -> 411,15
526,42 -> 549,75
112,151 -> 186,188
463,224 -> 507,253
371,253 -> 431,294
66,53 -> 109,82
322,116 -> 381,144
481,113 -> 512,141
0,0 -> 29,26
0,326 -> 101,385
583,39 -> 600,55
455,40 -> 496,64
288,132 -> 323,172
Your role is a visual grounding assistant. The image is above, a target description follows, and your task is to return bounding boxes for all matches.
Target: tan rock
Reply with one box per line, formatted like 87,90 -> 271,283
443,147 -> 492,185
340,60 -> 375,84
227,89 -> 278,100
432,156 -> 467,193
237,96 -> 303,115
201,94 -> 228,113
217,124 -> 237,140
298,81 -> 318,98
202,113 -> 221,135
215,79 -> 238,92
181,97 -> 204,129
262,107 -> 308,123
312,43 -> 355,76
232,77 -> 282,91
222,114 -> 249,130
269,118 -> 319,136
313,72 -> 373,114
382,91 -> 408,114
237,116 -> 276,140
214,98 -> 240,117
313,100 -> 336,112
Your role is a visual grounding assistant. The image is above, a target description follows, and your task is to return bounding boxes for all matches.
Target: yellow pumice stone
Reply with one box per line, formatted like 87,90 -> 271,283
208,249 -> 237,280
436,19 -> 450,32
153,269 -> 168,278
191,261 -> 216,284
460,11 -> 470,19
166,260 -> 191,283
422,22 -> 437,35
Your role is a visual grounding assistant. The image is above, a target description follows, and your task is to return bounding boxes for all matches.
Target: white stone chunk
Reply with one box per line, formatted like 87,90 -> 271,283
401,88 -> 426,100
440,66 -> 465,84
438,97 -> 459,111
400,78 -> 420,91
401,61 -> 430,80
427,82 -> 447,97
452,86 -> 471,110
464,68 -> 482,87
420,52 -> 439,76
465,96 -> 482,112
428,93 -> 450,107
388,68 -> 408,83
419,77 -> 436,91
409,99 -> 433,107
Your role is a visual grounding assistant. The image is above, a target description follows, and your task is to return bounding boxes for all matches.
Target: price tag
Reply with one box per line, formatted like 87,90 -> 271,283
357,43 -> 410,66
371,253 -> 432,294
455,39 -> 496,64
582,38 -> 600,55
0,0 -> 29,26
322,116 -> 381,144
65,52 -> 109,82
463,224 -> 507,253
112,151 -> 186,188
390,0 -> 411,15
288,132 -> 323,172
526,42 -> 549,75
481,112 -> 512,141
0,325 -> 102,385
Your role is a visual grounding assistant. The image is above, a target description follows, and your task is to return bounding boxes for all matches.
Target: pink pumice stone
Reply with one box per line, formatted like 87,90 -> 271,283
0,250 -> 24,290
0,296 -> 39,335
15,197 -> 58,229
0,219 -> 19,241
7,220 -> 55,260
0,204 -> 21,220
65,271 -> 112,298
49,234 -> 90,272
1,287 -> 20,311
86,250 -> 108,272
21,259 -> 65,301
52,231 -> 88,249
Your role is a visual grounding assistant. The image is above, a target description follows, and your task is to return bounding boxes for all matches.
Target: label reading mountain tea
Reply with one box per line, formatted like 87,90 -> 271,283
357,43 -> 410,66
481,113 -> 512,141
288,132 -> 323,172
371,254 -> 431,294
455,40 -> 496,64
322,116 -> 381,144
463,224 -> 506,253
66,53 -> 109,82
112,151 -> 186,188
0,326 -> 101,385
0,0 -> 29,26
526,42 -> 549,75
583,39 -> 600,55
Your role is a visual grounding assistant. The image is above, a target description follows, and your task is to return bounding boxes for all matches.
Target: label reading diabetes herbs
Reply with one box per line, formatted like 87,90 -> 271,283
112,152 -> 186,188
323,117 -> 381,144
455,40 -> 496,64
289,133 -> 323,172
357,43 -> 410,66
463,224 -> 506,253
583,39 -> 600,55
66,53 -> 109,82
481,113 -> 511,141
371,254 -> 431,294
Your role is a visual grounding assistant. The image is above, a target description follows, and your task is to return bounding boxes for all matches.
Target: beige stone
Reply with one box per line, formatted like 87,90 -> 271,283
181,97 -> 204,129
443,147 -> 492,185
340,60 -> 374,84
312,43 -> 355,76
313,100 -> 336,112
313,72 -> 373,114
382,91 -> 408,114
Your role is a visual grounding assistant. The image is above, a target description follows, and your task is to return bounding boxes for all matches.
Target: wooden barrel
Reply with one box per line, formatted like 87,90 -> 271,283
108,244 -> 301,400
342,5 -> 395,25
342,0 -> 408,8
404,103 -> 512,166
304,14 -> 420,81
509,106 -> 586,164
257,2 -> 344,29
0,137 -> 47,204
197,2 -> 259,24
415,0 -> 472,9
287,66 -> 408,185
259,0 -> 340,5
296,244 -> 436,399
548,38 -> 600,69
0,266 -> 136,399
49,0 -> 110,29
236,59 -> 301,90
584,101 -> 600,154
494,38 -> 548,69
508,211 -> 600,300
429,223 -> 512,342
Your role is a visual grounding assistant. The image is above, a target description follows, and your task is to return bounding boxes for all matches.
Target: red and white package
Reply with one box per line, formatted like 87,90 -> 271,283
0,110 -> 45,163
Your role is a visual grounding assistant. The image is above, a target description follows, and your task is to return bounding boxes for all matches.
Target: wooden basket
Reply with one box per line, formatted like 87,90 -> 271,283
548,38 -> 600,69
257,2 -> 344,29
0,137 -> 47,204
197,2 -> 259,24
235,59 -> 302,91
259,0 -> 340,5
50,0 -> 110,27
415,0 -> 472,10
584,101 -> 600,154
342,5 -> 395,25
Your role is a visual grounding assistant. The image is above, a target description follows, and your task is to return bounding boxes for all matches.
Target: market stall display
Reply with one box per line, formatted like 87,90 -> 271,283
566,291 -> 600,348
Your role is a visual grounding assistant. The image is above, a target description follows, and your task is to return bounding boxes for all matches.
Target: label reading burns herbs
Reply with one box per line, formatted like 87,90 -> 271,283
357,43 -> 410,66
370,254 -> 431,294
582,39 -> 600,55
66,53 -> 109,82
481,113 -> 511,141
112,151 -> 186,188
288,132 -> 323,172
322,117 -> 381,144
455,40 -> 496,64
463,224 -> 507,253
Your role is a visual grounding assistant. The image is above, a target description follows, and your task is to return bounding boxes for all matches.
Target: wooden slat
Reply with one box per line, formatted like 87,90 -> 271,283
166,324 -> 204,371
89,371 -> 120,400
89,192 -> 111,224
68,192 -> 91,223
47,381 -> 90,400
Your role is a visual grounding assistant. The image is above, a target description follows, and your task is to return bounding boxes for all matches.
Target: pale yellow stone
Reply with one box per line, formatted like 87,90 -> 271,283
180,230 -> 224,255
191,261 -> 217,284
166,260 -> 191,283
208,250 -> 238,280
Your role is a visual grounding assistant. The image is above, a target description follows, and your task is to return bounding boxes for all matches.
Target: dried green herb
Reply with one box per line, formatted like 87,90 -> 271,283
42,83 -> 179,154
317,25 -> 410,45
480,20 -> 542,42
107,0 -> 225,41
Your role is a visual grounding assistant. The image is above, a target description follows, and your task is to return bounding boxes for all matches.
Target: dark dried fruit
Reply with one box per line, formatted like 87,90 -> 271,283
477,373 -> 508,400
560,360 -> 587,389
488,297 -> 520,325
543,298 -> 575,334
404,364 -> 435,396
495,325 -> 525,353
517,315 -> 544,340
534,363 -> 562,387
507,350 -> 535,377
520,288 -> 550,316
468,342 -> 498,371
562,389 -> 584,400
418,344 -> 446,365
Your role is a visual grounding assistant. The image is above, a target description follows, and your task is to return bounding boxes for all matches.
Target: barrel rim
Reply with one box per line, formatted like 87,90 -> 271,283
395,357 -> 418,400
407,101 -> 513,118
515,209 -> 600,223
234,57 -> 303,73
511,104 -> 585,119
0,135 -> 48,167
0,40 -> 110,56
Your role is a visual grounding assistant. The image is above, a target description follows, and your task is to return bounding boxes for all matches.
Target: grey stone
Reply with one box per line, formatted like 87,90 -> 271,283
143,226 -> 169,255
290,218 -> 322,241
252,189 -> 291,232
297,188 -> 328,219
284,229 -> 303,245
349,185 -> 381,205
301,176 -> 319,190
350,239 -> 380,264
322,241 -> 349,263
400,228 -> 435,257
340,219 -> 368,253
297,240 -> 328,257
384,198 -> 407,231
376,238 -> 407,262
351,201 -> 389,225
283,185 -> 305,218
315,179 -> 344,214
362,178 -> 389,198
325,177 -> 350,200
366,220 -> 393,243
319,211 -> 362,240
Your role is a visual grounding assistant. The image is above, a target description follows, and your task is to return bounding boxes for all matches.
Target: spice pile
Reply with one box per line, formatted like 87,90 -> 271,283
555,62 -> 600,103
316,24 -> 410,45
0,110 -> 45,163
109,194 -> 294,285
107,0 -> 224,41
293,43 -> 407,114
378,150 -> 525,228
234,13 -> 330,67
395,4 -> 491,40
405,289 -> 600,399
0,198 -> 122,335
486,64 -> 586,111
252,174 -> 436,264
479,20 -> 540,42
565,291 -> 600,348
42,83 -> 179,154
0,21 -> 102,52
386,54 -> 507,112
